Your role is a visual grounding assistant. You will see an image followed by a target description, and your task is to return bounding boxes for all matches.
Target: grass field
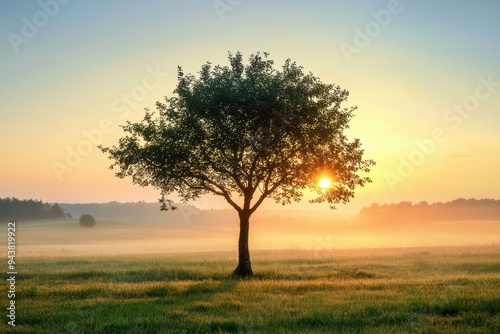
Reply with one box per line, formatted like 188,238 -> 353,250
1,245 -> 499,333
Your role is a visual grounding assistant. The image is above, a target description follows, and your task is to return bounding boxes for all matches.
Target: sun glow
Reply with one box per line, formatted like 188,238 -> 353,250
318,177 -> 331,189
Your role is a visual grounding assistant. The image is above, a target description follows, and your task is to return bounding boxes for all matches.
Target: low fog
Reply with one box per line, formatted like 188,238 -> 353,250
8,199 -> 499,256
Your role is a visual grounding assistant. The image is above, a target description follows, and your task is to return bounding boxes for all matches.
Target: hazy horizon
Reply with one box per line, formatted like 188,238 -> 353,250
3,198 -> 497,256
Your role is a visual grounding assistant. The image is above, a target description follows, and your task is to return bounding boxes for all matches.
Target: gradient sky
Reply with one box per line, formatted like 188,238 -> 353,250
1,0 -> 499,214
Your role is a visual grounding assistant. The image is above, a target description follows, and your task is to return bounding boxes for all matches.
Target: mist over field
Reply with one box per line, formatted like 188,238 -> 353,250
9,199 -> 498,257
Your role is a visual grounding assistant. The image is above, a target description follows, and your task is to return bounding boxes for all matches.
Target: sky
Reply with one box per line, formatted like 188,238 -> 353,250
1,0 -> 499,215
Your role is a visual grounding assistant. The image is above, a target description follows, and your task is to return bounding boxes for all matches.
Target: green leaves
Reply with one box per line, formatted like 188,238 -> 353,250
101,51 -> 374,213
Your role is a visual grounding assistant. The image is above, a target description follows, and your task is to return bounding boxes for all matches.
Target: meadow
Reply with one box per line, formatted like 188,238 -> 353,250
1,245 -> 499,333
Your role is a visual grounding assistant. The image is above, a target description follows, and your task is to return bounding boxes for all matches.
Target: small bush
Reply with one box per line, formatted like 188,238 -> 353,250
79,214 -> 96,228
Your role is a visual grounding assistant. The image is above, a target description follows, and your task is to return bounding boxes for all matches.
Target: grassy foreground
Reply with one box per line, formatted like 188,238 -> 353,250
1,246 -> 500,333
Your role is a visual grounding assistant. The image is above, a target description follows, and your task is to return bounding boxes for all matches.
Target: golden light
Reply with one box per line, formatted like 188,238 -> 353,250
318,177 -> 331,189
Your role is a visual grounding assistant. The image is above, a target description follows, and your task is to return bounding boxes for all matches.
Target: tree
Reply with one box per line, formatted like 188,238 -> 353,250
0,197 -> 69,221
100,52 -> 374,277
79,214 -> 96,228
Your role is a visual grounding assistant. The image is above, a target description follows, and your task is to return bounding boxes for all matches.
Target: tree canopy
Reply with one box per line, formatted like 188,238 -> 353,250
101,51 -> 374,276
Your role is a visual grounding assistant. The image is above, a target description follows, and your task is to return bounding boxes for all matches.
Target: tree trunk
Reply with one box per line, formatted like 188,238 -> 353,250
234,210 -> 253,277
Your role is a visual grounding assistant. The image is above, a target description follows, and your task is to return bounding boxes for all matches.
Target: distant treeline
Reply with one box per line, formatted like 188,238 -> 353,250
0,197 -> 70,222
60,201 -> 234,227
61,201 -> 165,223
356,198 -> 500,223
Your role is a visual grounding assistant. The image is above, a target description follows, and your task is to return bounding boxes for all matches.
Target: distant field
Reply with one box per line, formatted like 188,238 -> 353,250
1,245 -> 499,333
11,219 -> 239,255
7,218 -> 500,256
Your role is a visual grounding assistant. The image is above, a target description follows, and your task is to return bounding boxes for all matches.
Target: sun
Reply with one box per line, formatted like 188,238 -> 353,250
318,177 -> 331,189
